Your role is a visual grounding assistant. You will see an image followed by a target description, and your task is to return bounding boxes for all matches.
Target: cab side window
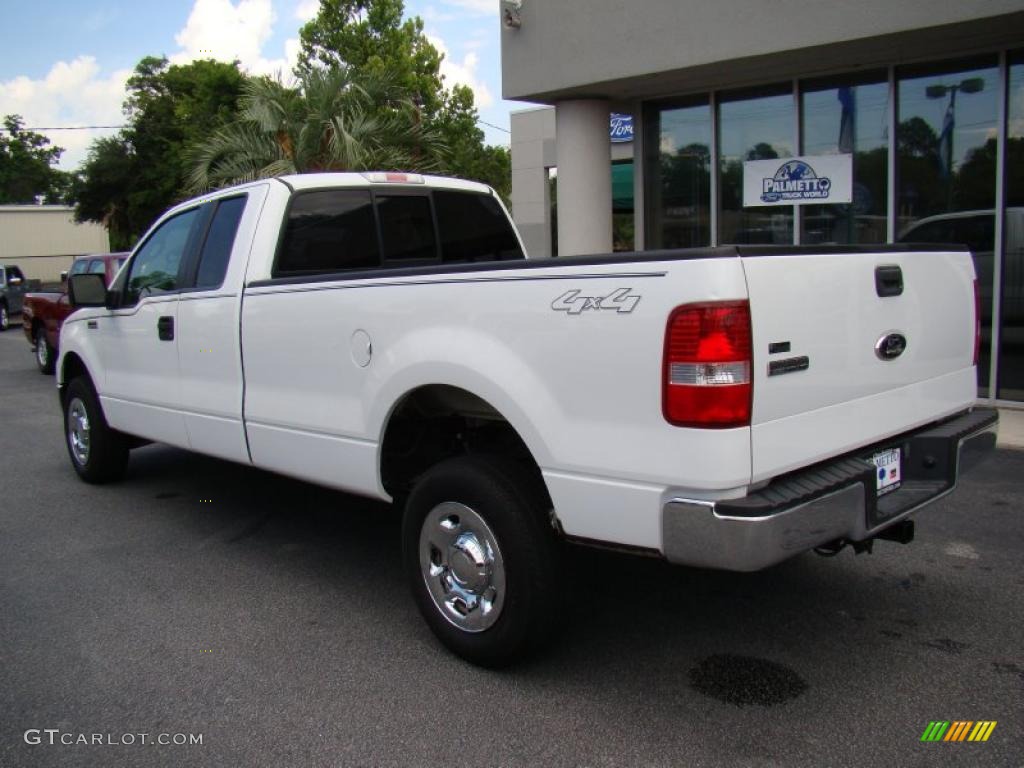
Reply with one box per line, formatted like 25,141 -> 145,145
194,196 -> 247,289
125,208 -> 200,304
87,260 -> 106,274
435,191 -> 523,263
275,190 -> 378,276
69,260 -> 90,276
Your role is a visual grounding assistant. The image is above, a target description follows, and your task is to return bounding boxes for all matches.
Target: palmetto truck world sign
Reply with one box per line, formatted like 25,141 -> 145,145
743,155 -> 853,207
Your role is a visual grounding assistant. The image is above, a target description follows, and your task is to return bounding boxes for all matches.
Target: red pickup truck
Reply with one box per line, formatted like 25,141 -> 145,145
23,253 -> 127,374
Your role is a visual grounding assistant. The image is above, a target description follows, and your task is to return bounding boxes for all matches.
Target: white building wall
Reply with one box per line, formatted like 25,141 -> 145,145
511,108 -> 557,258
511,106 -> 636,258
0,206 -> 110,281
502,1 -> 1024,102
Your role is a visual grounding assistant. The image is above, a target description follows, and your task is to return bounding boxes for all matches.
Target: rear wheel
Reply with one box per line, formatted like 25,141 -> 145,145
64,376 -> 129,483
34,326 -> 55,374
402,455 -> 559,667
0,303 -> 8,331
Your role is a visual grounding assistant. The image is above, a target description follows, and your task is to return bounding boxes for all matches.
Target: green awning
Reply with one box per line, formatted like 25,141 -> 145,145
612,162 -> 634,213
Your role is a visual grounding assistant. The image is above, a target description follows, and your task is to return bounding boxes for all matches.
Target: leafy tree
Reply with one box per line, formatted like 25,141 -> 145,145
73,57 -> 247,248
71,137 -> 136,249
745,142 -> 780,161
298,0 -> 443,112
896,117 -> 944,220
897,116 -> 939,159
0,115 -> 70,203
434,84 -> 510,200
187,65 -> 445,191
297,0 -> 510,195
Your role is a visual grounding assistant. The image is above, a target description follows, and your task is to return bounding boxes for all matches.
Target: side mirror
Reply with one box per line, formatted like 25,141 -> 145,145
68,273 -> 108,308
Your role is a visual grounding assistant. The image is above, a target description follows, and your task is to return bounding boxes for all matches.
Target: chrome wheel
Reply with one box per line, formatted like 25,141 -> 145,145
35,330 -> 48,368
0,305 -> 8,330
68,397 -> 91,466
419,501 -> 506,632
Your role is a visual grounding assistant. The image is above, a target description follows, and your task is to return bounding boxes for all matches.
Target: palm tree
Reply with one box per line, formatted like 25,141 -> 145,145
186,66 -> 446,192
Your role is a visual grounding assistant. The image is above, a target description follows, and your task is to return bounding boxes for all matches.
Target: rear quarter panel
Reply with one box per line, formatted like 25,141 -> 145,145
241,254 -> 753,549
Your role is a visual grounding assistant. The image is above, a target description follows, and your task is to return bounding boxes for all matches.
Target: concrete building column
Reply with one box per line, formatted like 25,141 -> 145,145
510,108 -> 556,258
555,99 -> 612,256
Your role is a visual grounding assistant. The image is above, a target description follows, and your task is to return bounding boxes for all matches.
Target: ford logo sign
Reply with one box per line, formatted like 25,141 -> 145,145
875,332 -> 907,361
610,113 -> 633,143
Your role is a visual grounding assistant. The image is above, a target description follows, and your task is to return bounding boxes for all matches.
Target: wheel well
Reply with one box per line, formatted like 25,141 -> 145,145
60,353 -> 90,403
380,385 -> 548,503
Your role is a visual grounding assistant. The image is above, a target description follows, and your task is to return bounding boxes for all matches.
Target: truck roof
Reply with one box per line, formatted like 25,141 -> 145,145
278,172 -> 493,196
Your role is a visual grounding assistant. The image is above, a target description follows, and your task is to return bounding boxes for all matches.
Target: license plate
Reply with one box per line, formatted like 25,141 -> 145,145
872,448 -> 901,496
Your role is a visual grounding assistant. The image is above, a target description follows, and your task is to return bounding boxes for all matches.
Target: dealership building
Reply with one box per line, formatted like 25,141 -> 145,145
501,0 -> 1024,403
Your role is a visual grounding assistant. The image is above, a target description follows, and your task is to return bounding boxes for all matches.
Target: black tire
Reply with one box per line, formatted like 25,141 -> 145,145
34,326 -> 56,375
0,302 -> 8,331
402,455 -> 559,667
63,376 -> 129,483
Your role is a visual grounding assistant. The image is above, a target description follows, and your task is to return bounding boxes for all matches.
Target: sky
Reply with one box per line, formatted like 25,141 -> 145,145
0,0 -> 531,170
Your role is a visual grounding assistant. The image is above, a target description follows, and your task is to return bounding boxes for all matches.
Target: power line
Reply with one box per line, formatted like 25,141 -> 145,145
0,124 -> 124,132
477,119 -> 510,134
5,117 -> 512,134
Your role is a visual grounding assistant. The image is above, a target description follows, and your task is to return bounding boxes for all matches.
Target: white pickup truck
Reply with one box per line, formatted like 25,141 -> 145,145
60,172 -> 998,665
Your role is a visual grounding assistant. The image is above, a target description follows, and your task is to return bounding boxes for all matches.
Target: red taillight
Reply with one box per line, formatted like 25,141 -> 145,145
973,278 -> 981,366
663,301 -> 752,428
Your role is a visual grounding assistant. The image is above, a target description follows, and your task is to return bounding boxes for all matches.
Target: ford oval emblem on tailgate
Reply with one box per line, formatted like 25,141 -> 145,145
875,332 -> 907,361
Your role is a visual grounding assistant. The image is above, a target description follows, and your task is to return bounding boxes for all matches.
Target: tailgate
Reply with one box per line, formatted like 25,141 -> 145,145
742,247 -> 978,483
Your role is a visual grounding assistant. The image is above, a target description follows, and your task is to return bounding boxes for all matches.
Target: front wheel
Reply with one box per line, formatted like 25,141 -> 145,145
0,303 -> 8,331
64,376 -> 129,483
402,455 -> 559,667
35,326 -> 55,374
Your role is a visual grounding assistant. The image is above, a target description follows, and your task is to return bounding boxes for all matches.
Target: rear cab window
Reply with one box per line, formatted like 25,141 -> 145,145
377,195 -> 437,263
271,184 -> 522,279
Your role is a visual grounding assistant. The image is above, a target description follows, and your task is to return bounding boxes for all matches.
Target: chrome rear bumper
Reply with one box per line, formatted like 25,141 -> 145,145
662,408 -> 999,571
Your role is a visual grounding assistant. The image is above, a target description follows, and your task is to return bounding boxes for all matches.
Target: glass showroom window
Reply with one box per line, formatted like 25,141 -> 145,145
801,75 -> 889,244
896,57 -> 999,395
998,51 -> 1024,400
644,100 -> 712,249
718,87 -> 794,245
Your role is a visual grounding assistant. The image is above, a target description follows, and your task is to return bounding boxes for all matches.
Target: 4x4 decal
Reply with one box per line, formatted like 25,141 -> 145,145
552,288 -> 641,315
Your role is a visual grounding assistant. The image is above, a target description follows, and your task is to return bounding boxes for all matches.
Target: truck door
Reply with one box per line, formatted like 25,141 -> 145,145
93,207 -> 203,448
175,191 -> 259,464
4,266 -> 26,313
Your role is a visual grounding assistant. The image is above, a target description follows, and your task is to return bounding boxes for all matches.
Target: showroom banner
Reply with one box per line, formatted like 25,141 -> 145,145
743,154 -> 853,207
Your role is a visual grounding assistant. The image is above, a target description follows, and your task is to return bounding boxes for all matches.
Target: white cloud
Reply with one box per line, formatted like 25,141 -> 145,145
0,56 -> 130,170
427,33 -> 493,109
423,6 -> 457,22
442,0 -> 495,16
171,0 -> 298,77
295,0 -> 320,22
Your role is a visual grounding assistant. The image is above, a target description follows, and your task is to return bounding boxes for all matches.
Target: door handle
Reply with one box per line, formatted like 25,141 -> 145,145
875,265 -> 903,297
157,316 -> 174,341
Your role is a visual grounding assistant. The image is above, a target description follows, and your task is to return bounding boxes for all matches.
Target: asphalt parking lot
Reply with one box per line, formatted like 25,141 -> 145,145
0,327 -> 1022,768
